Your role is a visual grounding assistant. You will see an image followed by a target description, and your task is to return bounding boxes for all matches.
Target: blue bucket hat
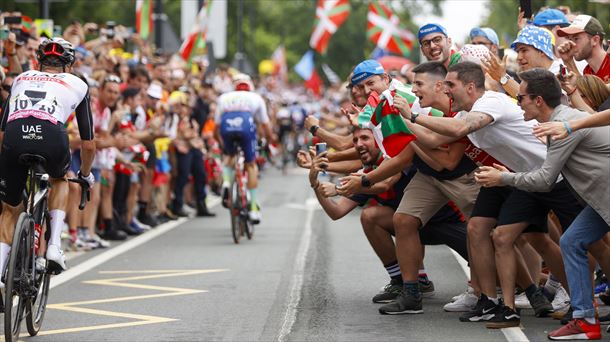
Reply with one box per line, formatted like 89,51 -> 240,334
351,60 -> 385,85
511,25 -> 555,60
417,23 -> 448,41
469,27 -> 500,46
532,9 -> 570,28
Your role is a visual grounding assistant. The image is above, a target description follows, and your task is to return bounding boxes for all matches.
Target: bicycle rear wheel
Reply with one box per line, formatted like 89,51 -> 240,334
230,181 -> 242,244
26,212 -> 51,336
4,213 -> 32,342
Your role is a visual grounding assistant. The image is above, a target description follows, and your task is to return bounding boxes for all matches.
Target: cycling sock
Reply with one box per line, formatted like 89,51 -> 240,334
418,268 -> 430,284
49,209 -> 66,247
248,188 -> 257,211
0,242 -> 11,280
384,261 -> 401,282
222,166 -> 235,184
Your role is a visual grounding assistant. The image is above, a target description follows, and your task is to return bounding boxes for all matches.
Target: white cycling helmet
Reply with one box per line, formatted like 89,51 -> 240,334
233,73 -> 254,91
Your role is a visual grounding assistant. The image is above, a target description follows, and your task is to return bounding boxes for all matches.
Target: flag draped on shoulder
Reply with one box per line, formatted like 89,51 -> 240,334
136,0 -> 153,40
309,0 -> 351,54
357,81 -> 443,157
180,1 -> 211,62
367,1 -> 415,57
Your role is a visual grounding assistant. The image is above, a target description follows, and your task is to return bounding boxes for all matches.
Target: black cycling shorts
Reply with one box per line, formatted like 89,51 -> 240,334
0,117 -> 70,206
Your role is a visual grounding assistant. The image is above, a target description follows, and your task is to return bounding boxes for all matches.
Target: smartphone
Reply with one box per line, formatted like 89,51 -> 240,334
519,0 -> 532,19
559,64 -> 567,80
53,25 -> 62,37
315,142 -> 327,155
3,16 -> 22,25
0,27 -> 9,40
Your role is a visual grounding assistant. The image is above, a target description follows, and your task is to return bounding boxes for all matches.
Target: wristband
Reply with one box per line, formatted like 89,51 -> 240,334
563,121 -> 573,135
566,88 -> 577,96
309,125 -> 319,136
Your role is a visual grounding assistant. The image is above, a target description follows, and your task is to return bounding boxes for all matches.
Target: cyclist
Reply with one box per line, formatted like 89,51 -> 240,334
0,37 -> 95,284
215,73 -> 274,224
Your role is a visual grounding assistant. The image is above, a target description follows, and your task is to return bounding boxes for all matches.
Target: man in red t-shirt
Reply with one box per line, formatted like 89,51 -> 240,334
557,15 -> 609,82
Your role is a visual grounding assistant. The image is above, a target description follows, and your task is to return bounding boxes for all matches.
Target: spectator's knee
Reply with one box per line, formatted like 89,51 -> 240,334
491,228 -> 513,251
393,213 -> 419,235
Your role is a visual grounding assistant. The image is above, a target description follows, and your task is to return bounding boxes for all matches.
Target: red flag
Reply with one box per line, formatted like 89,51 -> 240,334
309,0 -> 351,55
367,1 -> 415,56
305,70 -> 322,96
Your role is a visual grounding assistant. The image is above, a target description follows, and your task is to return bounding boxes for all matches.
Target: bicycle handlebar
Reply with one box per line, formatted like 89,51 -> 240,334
68,178 -> 91,210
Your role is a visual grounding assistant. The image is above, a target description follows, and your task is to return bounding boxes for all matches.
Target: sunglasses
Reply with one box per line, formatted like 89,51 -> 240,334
516,93 -> 533,104
104,75 -> 122,83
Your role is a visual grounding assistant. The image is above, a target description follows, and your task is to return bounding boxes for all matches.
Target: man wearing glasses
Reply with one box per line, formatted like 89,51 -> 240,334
417,23 -> 460,69
469,27 -> 500,57
397,61 -> 585,328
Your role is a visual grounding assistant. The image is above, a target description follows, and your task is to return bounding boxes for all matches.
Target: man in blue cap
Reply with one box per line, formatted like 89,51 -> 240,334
469,27 -> 500,57
417,23 -> 460,68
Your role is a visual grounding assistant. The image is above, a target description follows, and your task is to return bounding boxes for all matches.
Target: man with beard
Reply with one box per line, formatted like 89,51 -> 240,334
309,126 -> 468,304
400,62 -> 586,328
557,14 -> 609,82
417,23 -> 461,68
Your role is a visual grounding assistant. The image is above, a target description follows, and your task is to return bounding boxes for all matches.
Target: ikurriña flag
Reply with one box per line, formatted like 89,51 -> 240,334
367,1 -> 415,56
309,0 -> 351,55
136,0 -> 153,40
180,1 -> 211,62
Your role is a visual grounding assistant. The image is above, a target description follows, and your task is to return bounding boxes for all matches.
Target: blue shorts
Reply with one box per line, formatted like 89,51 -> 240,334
70,150 -> 101,182
220,112 -> 257,163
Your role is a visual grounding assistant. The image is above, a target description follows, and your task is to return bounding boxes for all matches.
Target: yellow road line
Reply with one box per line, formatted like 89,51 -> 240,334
3,268 -> 229,339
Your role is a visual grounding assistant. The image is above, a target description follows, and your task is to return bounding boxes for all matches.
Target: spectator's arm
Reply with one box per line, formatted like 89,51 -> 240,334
328,147 -> 359,162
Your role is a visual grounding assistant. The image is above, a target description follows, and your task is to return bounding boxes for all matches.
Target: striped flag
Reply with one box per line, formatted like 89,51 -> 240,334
367,1 -> 415,57
309,0 -> 350,55
321,64 -> 340,85
271,45 -> 288,83
179,1 -> 211,62
136,0 -> 153,40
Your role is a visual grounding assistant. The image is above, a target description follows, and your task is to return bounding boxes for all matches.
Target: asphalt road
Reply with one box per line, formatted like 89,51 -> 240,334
3,167 -> 608,341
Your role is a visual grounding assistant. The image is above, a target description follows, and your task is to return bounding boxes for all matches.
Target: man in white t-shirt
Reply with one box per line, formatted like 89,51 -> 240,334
399,61 -> 583,328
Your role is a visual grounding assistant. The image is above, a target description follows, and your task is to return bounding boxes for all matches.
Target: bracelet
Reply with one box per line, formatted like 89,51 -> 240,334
309,125 -> 319,136
563,121 -> 573,135
310,181 -> 320,190
566,88 -> 577,96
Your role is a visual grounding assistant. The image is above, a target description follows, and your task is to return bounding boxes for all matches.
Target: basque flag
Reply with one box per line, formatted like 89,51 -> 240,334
294,50 -> 322,96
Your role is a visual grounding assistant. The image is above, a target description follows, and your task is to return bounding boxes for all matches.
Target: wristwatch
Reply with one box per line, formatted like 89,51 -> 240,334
500,74 -> 512,85
309,125 -> 319,136
361,175 -> 372,188
411,112 -> 419,123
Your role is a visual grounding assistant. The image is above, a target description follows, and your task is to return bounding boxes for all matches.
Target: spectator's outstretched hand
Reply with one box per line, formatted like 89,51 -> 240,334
393,94 -> 412,120
517,8 -> 529,31
337,173 -> 362,197
296,150 -> 312,169
557,70 -> 577,94
304,115 -> 319,132
482,54 -> 508,83
533,122 -> 569,141
319,182 -> 338,197
312,150 -> 329,172
341,103 -> 362,127
474,163 -> 509,187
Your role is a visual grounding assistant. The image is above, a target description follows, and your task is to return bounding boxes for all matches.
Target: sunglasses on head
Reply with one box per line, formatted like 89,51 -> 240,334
104,75 -> 122,83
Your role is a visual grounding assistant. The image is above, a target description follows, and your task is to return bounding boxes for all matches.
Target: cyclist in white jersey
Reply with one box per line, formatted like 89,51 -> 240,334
0,38 -> 95,282
215,74 -> 274,223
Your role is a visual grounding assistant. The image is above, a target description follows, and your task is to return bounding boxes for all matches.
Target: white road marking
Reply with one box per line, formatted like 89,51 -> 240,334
277,197 -> 318,342
50,197 -> 221,290
449,247 -> 530,342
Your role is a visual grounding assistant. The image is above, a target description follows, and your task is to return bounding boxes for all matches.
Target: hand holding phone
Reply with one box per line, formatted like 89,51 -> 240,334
559,64 -> 567,81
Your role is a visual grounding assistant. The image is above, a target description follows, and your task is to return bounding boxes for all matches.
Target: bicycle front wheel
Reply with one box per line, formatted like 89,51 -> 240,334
26,213 -> 51,336
230,181 -> 242,244
4,213 -> 32,342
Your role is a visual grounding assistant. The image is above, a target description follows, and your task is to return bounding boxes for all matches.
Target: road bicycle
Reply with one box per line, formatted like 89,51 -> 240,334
228,144 -> 254,244
3,154 -> 89,342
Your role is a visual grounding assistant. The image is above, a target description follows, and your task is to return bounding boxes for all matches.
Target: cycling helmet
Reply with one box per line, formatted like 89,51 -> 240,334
36,37 -> 76,68
233,73 -> 254,91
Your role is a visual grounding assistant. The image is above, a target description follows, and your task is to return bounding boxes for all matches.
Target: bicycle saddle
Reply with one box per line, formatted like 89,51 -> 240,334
18,153 -> 47,167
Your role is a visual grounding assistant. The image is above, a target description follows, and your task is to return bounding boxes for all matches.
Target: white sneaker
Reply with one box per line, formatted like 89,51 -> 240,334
515,292 -> 532,309
451,286 -> 474,302
551,286 -> 570,312
248,210 -> 261,224
444,291 -> 478,312
46,244 -> 67,271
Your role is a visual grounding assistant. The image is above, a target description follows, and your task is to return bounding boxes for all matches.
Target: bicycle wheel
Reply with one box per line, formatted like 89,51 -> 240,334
230,180 -> 242,244
244,218 -> 254,240
4,213 -> 32,342
26,213 -> 51,336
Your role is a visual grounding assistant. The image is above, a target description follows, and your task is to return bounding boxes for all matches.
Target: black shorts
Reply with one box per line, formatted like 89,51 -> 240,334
420,220 -> 469,262
471,181 -> 583,234
145,143 -> 157,169
0,118 -> 70,206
